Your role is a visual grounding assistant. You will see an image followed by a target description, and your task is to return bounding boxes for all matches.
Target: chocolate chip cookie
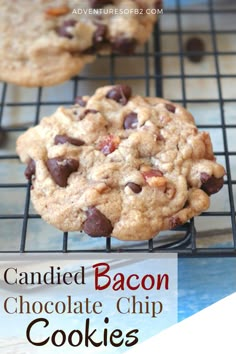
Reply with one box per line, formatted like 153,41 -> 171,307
16,85 -> 225,240
0,0 -> 159,87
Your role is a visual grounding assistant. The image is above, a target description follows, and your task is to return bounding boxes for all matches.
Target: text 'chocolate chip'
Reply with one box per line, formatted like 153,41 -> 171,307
83,207 -> 113,237
47,157 -> 79,187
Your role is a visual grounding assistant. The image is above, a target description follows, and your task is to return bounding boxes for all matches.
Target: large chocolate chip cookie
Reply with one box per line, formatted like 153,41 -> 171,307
16,85 -> 225,240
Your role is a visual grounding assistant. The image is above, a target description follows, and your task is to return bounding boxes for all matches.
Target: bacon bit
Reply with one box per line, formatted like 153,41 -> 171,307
169,216 -> 182,229
94,183 -> 110,194
97,135 -> 120,156
146,176 -> 167,188
155,133 -> 165,142
45,6 -> 70,16
142,169 -> 163,179
142,169 -> 167,188
140,165 -> 153,173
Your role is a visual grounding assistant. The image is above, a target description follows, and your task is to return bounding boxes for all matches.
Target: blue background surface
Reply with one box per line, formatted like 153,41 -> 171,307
178,257 -> 236,321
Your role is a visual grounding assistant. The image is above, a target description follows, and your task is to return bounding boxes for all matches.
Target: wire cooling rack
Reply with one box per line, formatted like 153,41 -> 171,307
0,0 -> 236,257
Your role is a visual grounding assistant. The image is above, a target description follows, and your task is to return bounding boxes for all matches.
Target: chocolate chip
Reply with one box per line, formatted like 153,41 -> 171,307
183,200 -> 189,208
0,128 -> 7,147
123,112 -> 138,129
93,24 -> 107,47
75,96 -> 87,107
106,85 -> 132,105
83,24 -> 108,54
82,46 -> 97,55
155,133 -> 165,141
111,37 -> 137,55
57,19 -> 77,39
200,172 -> 210,184
63,19 -> 77,27
54,134 -> 85,146
83,207 -> 113,237
25,159 -> 36,180
46,157 -> 79,187
79,109 -> 98,120
90,0 -> 113,8
169,216 -> 182,229
154,0 -> 163,10
185,37 -> 205,63
200,173 -> 224,195
126,182 -> 142,193
165,103 -> 176,113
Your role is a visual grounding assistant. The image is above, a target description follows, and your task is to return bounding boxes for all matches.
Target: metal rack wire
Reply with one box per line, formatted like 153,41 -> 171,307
0,0 -> 235,256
